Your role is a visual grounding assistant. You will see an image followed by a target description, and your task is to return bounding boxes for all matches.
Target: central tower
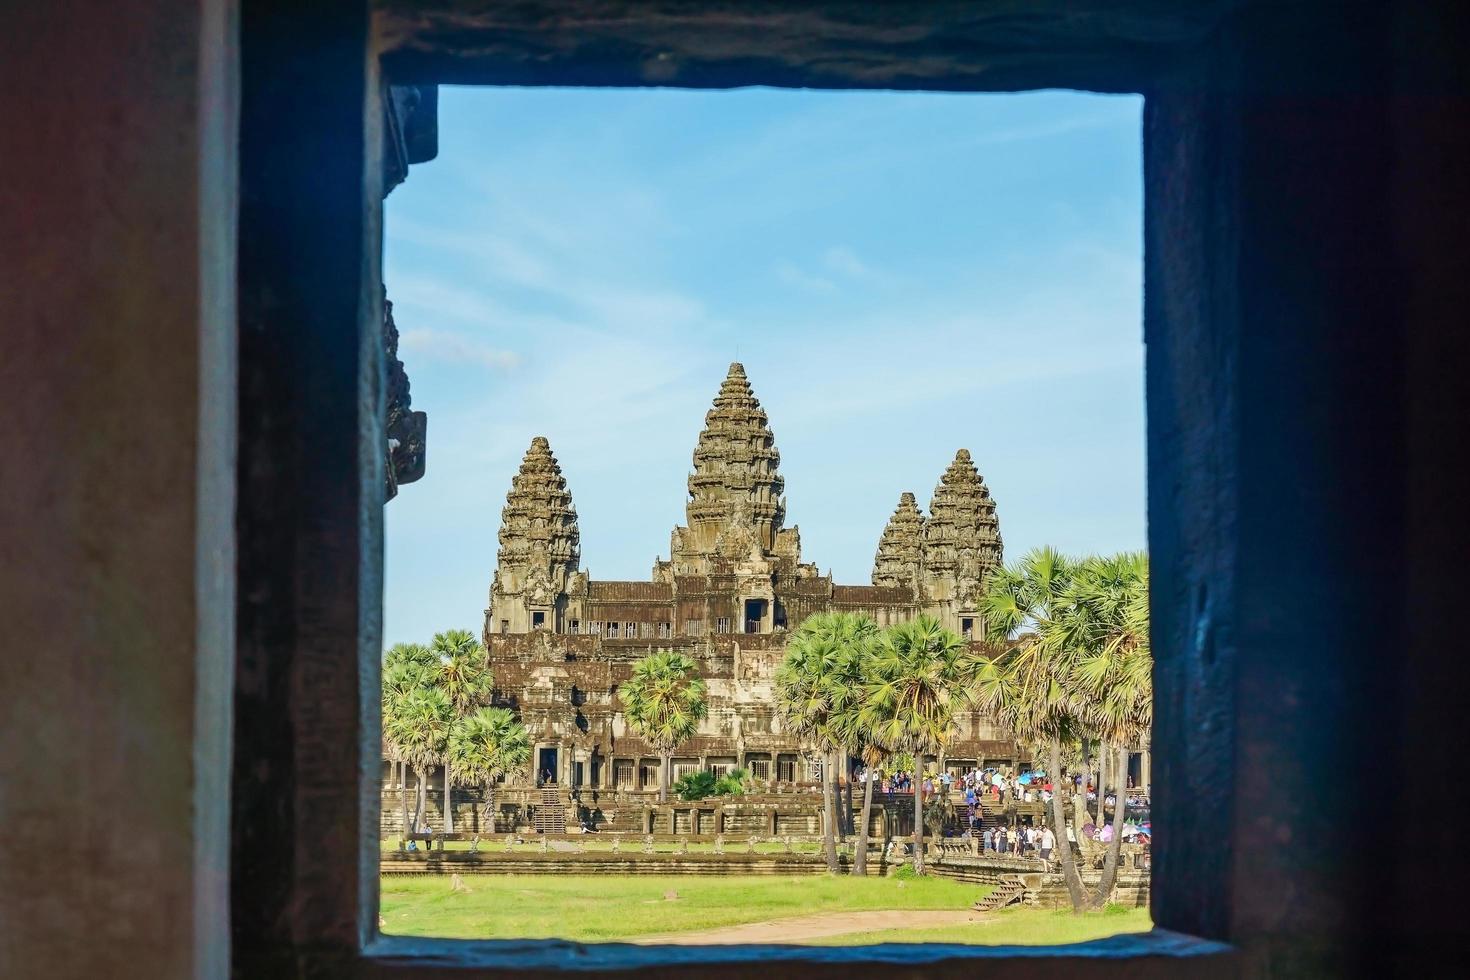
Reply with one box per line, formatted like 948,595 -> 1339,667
666,362 -> 802,576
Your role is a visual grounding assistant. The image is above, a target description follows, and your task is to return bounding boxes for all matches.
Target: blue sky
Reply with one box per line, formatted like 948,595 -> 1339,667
384,86 -> 1144,648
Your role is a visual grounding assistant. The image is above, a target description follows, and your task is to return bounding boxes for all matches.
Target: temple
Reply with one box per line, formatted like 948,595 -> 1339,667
484,363 -> 1021,794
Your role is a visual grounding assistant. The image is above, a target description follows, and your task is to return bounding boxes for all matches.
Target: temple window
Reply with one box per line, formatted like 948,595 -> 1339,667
499,619 -> 509,635
607,621 -> 619,638
961,616 -> 974,639
716,617 -> 730,634
532,610 -> 546,629
639,622 -> 653,639
657,622 -> 671,638
568,619 -> 579,635
684,618 -> 704,636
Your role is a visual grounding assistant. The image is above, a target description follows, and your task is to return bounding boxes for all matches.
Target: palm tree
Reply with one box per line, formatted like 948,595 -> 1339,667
975,548 -> 1090,910
383,643 -> 435,837
859,615 -> 967,875
429,629 -> 492,833
774,613 -> 871,874
975,548 -> 1152,912
1059,552 -> 1151,908
821,615 -> 883,875
617,651 -> 708,804
449,706 -> 531,834
394,685 -> 454,833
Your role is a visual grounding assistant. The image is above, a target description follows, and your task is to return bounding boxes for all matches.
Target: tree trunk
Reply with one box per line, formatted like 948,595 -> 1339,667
1072,748 -> 1089,832
484,781 -> 495,834
1093,743 -> 1132,909
399,760 -> 410,838
912,767 -> 925,875
831,750 -> 847,844
1096,745 -> 1108,827
1049,741 -> 1088,912
821,751 -> 840,873
842,755 -> 855,839
660,751 -> 670,803
412,765 -> 426,832
443,762 -> 455,833
854,764 -> 875,877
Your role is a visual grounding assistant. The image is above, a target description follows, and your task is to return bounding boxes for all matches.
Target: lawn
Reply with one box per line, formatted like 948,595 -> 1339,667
382,874 -> 982,941
380,874 -> 1150,946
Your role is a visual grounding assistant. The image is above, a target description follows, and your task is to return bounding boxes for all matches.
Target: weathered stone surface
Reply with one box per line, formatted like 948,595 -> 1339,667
872,492 -> 925,589
376,0 -> 1244,93
923,449 -> 1003,623
383,292 -> 427,500
488,437 -> 582,633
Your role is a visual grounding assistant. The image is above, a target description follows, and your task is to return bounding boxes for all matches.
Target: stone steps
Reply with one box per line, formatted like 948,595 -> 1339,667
972,875 -> 1027,912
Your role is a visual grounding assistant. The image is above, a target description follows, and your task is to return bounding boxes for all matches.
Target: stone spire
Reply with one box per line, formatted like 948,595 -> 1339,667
496,436 -> 580,588
922,449 -> 1002,601
872,492 -> 925,589
680,362 -> 786,557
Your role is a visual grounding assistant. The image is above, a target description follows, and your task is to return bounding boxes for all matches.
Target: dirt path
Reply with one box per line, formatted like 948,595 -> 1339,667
632,909 -> 991,945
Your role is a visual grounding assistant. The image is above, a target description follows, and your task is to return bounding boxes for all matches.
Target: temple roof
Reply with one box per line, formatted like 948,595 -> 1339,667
496,436 -> 580,576
923,448 -> 1002,580
681,362 -> 786,555
872,491 -> 925,588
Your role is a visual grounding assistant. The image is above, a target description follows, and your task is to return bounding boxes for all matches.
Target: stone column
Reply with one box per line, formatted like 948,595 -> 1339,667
1,3 -> 237,975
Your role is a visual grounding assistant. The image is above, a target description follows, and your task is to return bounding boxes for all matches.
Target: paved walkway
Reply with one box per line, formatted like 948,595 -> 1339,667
632,909 -> 990,945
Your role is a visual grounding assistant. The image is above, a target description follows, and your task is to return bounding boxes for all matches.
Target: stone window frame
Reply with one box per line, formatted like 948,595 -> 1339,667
227,0 -> 1402,975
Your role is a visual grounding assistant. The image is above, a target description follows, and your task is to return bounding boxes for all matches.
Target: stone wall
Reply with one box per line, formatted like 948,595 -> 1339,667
927,853 -> 1150,909
380,851 -> 889,877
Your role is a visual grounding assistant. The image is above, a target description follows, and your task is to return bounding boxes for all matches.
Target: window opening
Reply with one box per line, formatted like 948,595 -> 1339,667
379,84 -> 1147,949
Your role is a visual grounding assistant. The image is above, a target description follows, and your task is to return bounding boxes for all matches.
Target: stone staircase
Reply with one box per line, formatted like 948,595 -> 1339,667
533,786 -> 566,834
972,874 -> 1027,912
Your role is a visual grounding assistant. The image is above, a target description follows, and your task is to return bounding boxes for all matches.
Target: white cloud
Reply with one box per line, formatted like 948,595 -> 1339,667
398,327 -> 521,371
775,261 -> 836,293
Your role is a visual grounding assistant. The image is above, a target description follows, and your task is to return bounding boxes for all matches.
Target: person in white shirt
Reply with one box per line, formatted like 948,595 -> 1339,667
1040,826 -> 1056,860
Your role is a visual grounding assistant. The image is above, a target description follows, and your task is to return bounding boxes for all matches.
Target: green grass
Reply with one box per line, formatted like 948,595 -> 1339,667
381,874 -> 986,942
380,875 -> 1151,946
806,906 -> 1153,946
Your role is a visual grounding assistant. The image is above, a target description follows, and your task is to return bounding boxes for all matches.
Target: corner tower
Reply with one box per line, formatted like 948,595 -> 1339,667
872,492 -> 925,590
922,449 -> 1002,636
486,436 -> 581,635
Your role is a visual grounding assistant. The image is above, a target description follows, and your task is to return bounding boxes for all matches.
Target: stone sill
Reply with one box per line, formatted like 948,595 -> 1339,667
361,929 -> 1231,977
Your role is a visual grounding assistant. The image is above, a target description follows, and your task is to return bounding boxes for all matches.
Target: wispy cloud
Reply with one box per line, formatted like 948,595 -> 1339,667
398,327 -> 521,371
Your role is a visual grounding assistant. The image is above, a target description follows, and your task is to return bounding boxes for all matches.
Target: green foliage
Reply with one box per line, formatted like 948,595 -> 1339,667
673,767 -> 750,800
672,770 -> 718,800
891,863 -> 920,881
617,650 -> 709,754
449,706 -> 531,789
430,628 -> 492,716
975,549 -> 1151,748
858,615 -> 968,758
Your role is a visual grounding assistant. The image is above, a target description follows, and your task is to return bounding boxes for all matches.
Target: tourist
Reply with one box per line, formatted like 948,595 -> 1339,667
996,825 -> 1009,854
982,826 -> 995,852
1040,825 -> 1056,862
